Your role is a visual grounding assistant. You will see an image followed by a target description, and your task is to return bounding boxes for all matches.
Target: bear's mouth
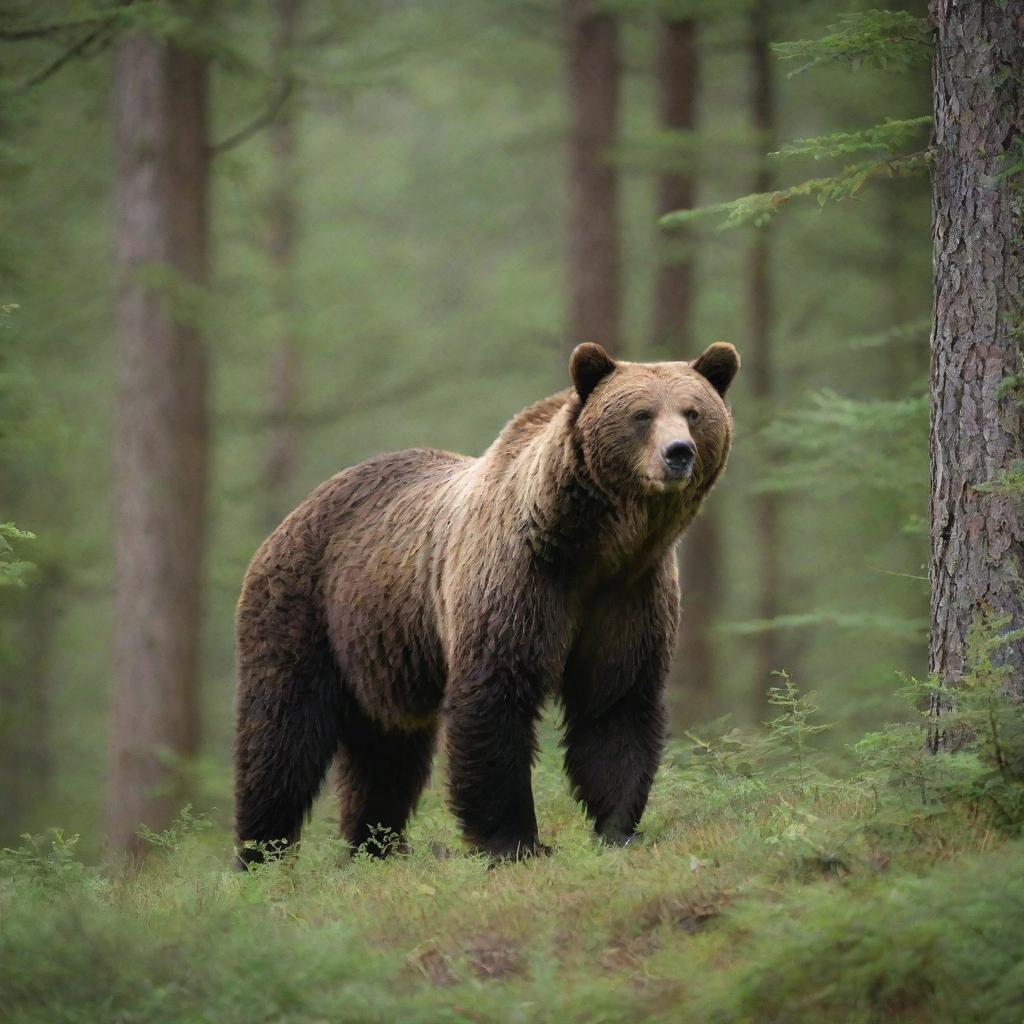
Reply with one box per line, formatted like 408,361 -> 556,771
644,472 -> 692,494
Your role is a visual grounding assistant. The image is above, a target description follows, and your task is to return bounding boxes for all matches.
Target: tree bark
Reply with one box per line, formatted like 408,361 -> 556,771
263,0 -> 302,529
929,1 -> 1024,725
107,32 -> 210,860
564,0 -> 620,354
650,16 -> 718,720
749,0 -> 782,719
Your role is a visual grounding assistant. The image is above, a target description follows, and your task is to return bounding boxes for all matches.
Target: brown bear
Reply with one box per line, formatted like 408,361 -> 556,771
234,341 -> 739,864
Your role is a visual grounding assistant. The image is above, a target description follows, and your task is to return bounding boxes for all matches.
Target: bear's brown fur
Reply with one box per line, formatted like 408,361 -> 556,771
234,341 -> 739,864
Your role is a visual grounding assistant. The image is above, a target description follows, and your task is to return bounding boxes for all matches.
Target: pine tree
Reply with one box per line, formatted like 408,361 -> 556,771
928,0 -> 1024,735
107,25 -> 211,860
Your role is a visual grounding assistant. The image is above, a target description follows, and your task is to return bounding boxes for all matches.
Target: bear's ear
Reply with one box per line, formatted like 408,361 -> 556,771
570,343 -> 617,402
691,341 -> 740,397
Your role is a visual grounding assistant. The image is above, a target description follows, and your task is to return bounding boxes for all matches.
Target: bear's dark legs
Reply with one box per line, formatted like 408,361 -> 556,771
336,706 -> 437,857
234,665 -> 341,869
561,679 -> 667,845
445,668 -> 548,860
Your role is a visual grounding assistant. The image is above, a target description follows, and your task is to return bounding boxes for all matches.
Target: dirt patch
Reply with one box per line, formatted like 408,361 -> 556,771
640,893 -> 727,935
406,943 -> 458,988
465,933 -> 526,980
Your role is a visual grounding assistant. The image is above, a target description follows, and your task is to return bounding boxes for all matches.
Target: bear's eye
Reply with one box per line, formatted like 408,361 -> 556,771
685,409 -> 701,425
633,410 -> 653,424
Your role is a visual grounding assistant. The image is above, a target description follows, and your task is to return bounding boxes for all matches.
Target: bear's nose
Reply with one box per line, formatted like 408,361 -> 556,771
661,440 -> 696,477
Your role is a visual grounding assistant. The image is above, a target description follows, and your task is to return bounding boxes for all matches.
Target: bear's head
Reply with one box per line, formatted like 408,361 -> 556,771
569,341 -> 739,499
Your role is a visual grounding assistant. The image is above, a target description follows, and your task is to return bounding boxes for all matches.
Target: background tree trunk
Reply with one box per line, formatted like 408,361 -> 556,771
564,0 -> 620,353
107,32 -> 210,860
749,0 -> 782,719
652,17 -> 697,354
650,16 -> 718,721
263,0 -> 302,530
929,0 -> 1024,726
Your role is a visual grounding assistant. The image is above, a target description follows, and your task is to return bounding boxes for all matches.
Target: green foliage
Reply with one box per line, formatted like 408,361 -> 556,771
713,850 -> 1024,1024
723,610 -> 926,640
1,693 -> 1021,1024
772,10 -> 932,76
660,13 -> 932,231
137,803 -> 213,855
660,149 -> 929,230
0,830 -> 88,898
856,614 -> 1024,837
772,116 -> 931,162
756,389 -> 927,502
0,523 -> 34,588
764,672 -> 834,794
976,460 -> 1024,498
846,318 -> 931,351
994,134 -> 1024,184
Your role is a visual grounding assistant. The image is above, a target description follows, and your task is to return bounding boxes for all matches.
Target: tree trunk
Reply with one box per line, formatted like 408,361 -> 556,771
263,0 -> 302,530
564,0 -> 620,353
652,17 -> 698,353
650,16 -> 718,721
749,0 -> 782,719
928,0 -> 1024,729
107,32 -> 210,860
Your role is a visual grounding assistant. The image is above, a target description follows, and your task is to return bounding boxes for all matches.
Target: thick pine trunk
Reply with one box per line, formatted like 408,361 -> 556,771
107,33 -> 210,859
929,1 -> 1024,722
650,17 -> 718,719
565,0 -> 620,353
749,0 -> 782,719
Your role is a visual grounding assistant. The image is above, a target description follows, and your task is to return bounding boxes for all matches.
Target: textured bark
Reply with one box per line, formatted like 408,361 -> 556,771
107,32 -> 210,860
565,0 -> 620,353
263,0 -> 302,530
929,1 -> 1024,722
749,0 -> 782,718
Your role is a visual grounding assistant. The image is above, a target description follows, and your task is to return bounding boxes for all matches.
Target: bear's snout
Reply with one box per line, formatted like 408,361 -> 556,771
661,440 -> 696,479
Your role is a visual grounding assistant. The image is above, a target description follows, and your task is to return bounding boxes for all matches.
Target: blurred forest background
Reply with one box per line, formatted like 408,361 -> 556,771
1,0 -> 934,860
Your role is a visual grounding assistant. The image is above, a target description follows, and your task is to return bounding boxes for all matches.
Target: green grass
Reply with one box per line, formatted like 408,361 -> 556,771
3,697 -> 1023,1024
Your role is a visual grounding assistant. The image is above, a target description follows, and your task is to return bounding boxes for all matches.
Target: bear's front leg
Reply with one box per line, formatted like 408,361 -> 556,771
561,567 -> 677,845
561,668 -> 668,846
444,658 -> 551,862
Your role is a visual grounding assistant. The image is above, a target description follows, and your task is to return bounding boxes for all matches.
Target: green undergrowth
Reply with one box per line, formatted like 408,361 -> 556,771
2,672 -> 1023,1024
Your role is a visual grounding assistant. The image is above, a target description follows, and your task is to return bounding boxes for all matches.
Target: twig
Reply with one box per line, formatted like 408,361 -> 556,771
221,368 -> 447,432
19,22 -> 114,91
0,18 -> 108,42
209,80 -> 294,156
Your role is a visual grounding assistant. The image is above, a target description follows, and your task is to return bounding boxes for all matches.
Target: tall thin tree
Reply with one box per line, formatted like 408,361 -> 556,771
107,29 -> 210,859
263,0 -> 303,528
651,14 -> 719,719
748,0 -> 782,719
929,0 -> 1024,732
564,0 -> 621,353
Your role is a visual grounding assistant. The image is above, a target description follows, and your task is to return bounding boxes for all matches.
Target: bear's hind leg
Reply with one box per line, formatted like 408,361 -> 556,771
336,700 -> 437,858
234,654 -> 341,869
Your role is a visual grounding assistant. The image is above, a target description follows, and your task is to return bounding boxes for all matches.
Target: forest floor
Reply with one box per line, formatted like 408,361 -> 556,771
2,701 -> 1023,1024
